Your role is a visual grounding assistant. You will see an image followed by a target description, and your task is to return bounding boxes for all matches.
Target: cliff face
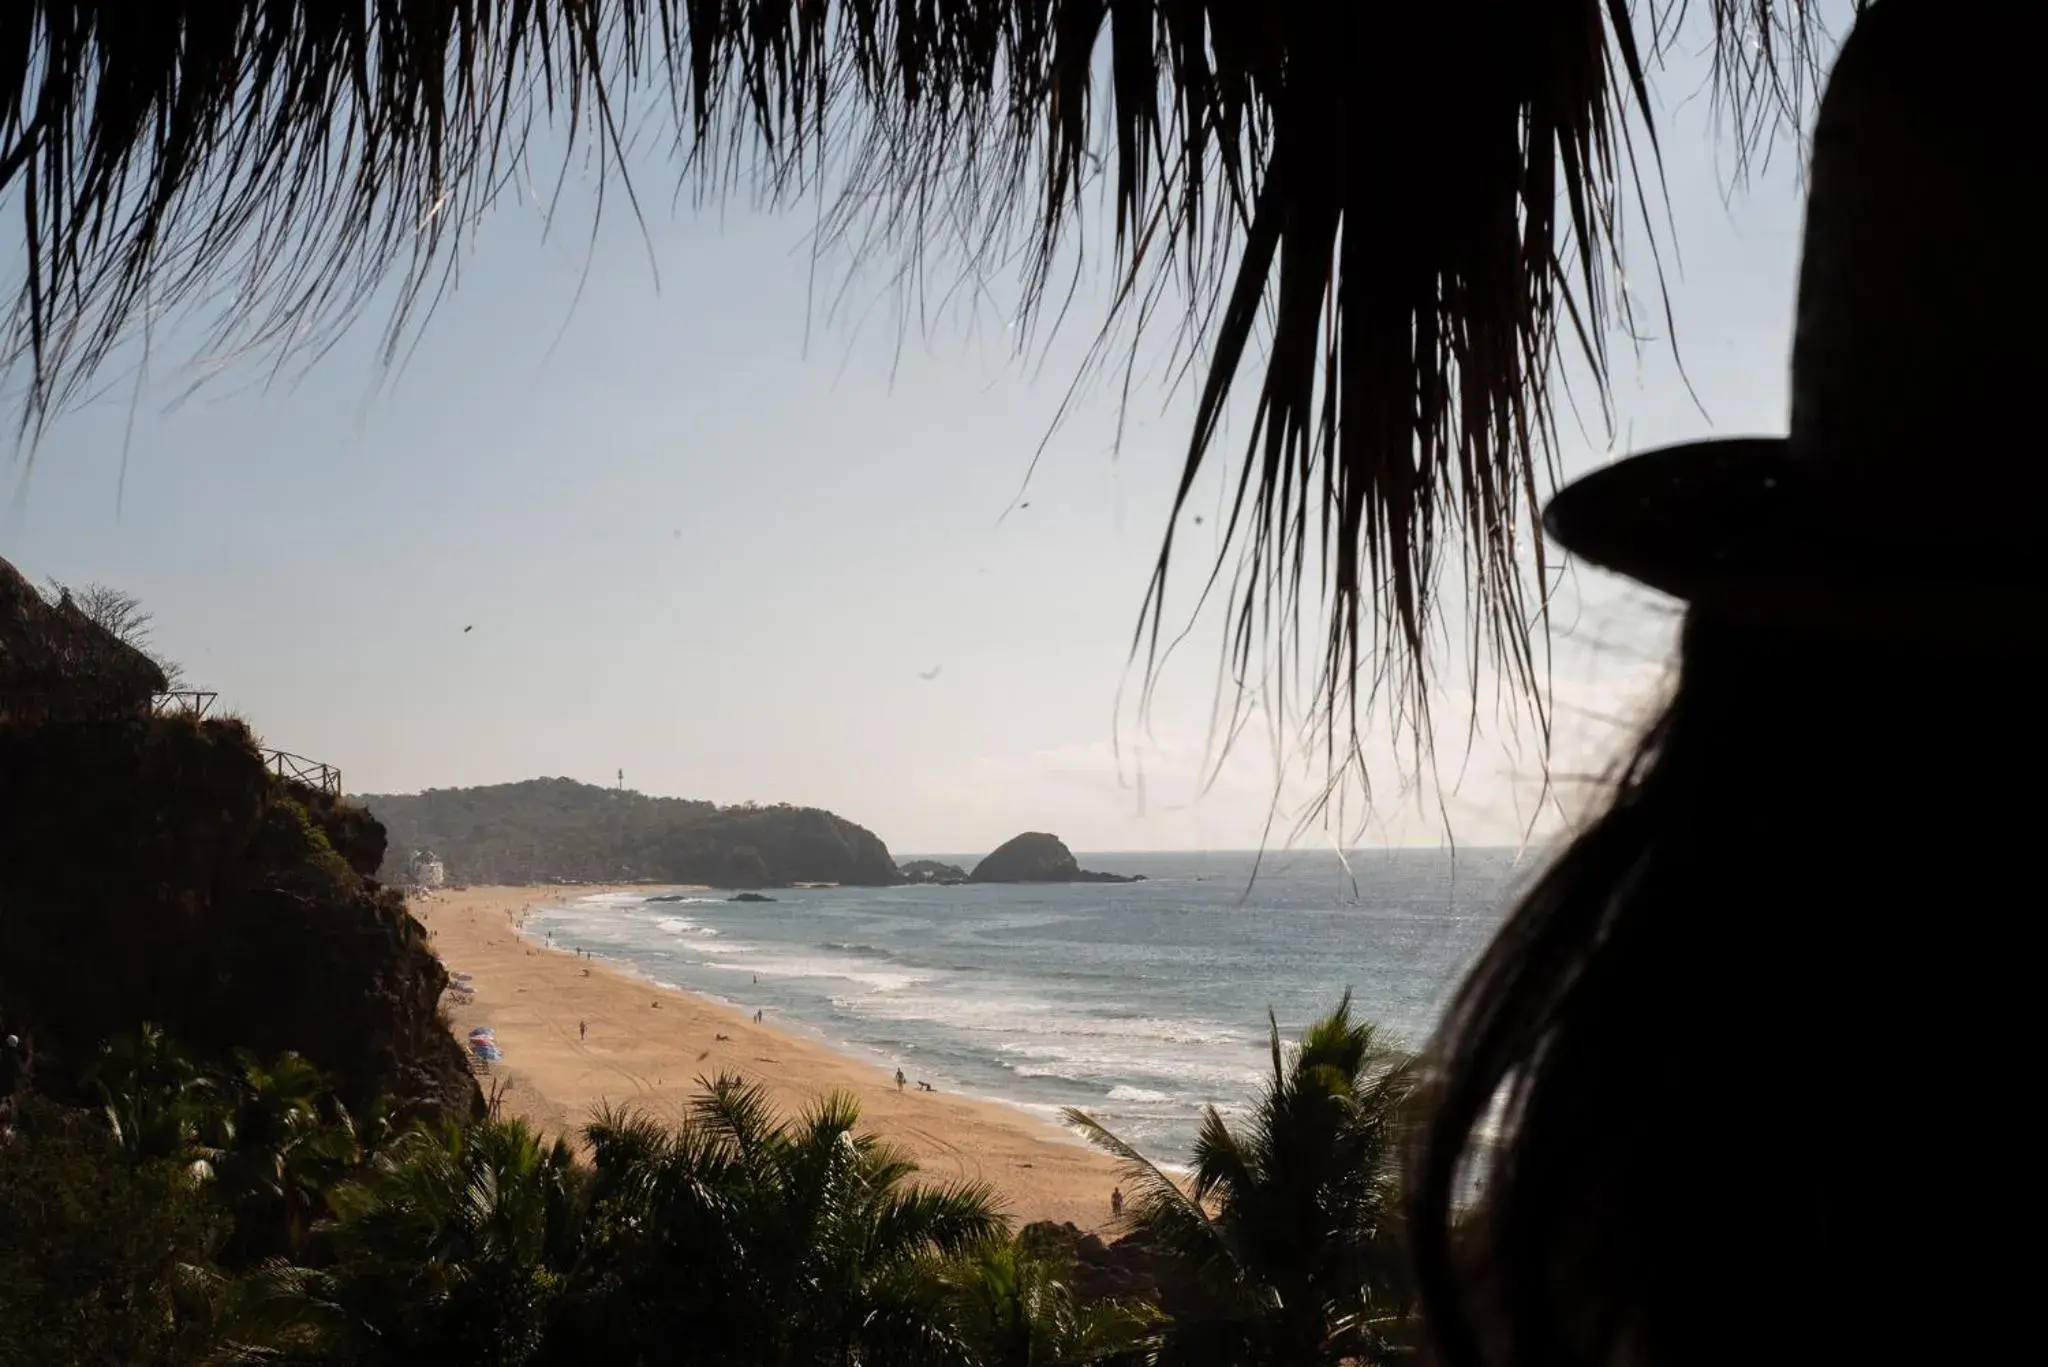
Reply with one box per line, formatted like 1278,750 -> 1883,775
970,833 -> 1139,884
360,779 -> 899,887
0,715 -> 479,1117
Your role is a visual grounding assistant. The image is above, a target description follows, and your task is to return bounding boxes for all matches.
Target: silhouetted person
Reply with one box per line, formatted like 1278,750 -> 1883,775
1406,9 -> 2044,1367
1110,1186 -> 1123,1218
896,1068 -> 907,1092
579,1019 -> 587,1042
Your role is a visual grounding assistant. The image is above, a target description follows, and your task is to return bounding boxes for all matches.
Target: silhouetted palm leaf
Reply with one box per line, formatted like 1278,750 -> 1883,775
1,1 -> 1844,747
308,1118 -> 588,1363
944,1235 -> 1161,1367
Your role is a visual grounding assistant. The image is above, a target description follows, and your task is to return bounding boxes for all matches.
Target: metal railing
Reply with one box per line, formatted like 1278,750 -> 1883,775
152,690 -> 219,719
262,748 -> 342,796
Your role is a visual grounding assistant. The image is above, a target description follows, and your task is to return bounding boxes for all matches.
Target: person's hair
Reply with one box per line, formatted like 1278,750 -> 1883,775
1406,608 -> 2036,1367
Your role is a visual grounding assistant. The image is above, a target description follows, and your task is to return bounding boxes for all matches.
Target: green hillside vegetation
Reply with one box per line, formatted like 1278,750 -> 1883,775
360,779 -> 900,888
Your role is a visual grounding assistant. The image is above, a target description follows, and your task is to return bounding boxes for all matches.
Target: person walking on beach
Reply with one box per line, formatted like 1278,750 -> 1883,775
1110,1186 -> 1123,1219
895,1068 -> 906,1092
1406,9 -> 2045,1367
579,1019 -> 587,1042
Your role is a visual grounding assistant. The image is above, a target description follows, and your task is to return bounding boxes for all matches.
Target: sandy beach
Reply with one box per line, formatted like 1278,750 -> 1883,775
409,885 -> 1129,1231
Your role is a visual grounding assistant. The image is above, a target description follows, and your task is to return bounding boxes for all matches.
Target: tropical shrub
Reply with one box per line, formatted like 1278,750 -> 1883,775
1069,993 -> 1415,1366
0,1099 -> 226,1366
558,1077 -> 1005,1365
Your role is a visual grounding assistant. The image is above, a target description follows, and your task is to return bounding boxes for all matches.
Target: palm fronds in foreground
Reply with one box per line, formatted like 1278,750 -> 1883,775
565,1078 -> 1006,1364
2,2 -> 1842,739
1068,992 -> 1415,1366
219,1076 -> 1007,1364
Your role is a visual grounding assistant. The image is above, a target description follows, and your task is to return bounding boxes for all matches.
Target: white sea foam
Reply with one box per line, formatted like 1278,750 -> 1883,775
706,955 -> 926,994
837,990 -> 1247,1048
518,852 -> 1514,1162
1009,1052 -> 1257,1095
1106,1085 -> 1177,1103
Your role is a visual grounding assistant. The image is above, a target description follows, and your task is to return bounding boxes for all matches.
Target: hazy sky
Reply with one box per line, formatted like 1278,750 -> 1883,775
0,23 -> 1832,855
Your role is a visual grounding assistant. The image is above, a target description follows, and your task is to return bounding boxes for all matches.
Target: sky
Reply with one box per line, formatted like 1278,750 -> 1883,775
0,19 -> 1836,855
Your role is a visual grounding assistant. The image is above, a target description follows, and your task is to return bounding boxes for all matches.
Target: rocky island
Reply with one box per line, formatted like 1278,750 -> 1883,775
969,832 -> 1142,884
897,859 -> 968,885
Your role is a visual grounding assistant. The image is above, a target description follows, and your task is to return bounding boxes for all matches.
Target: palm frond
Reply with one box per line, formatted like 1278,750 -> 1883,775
689,1071 -> 783,1159
583,1100 -> 673,1174
1064,1105 -> 1241,1292
1187,1105 -> 1254,1210
1,1 -> 1837,748
867,1179 -> 1008,1262
212,1260 -> 359,1361
794,1088 -> 866,1151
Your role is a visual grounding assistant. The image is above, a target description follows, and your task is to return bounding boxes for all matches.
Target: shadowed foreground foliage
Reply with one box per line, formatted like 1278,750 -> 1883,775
1,1 -> 1848,751
4,1000 -> 1405,1365
1070,993 -> 1416,1366
0,1100 -> 226,1367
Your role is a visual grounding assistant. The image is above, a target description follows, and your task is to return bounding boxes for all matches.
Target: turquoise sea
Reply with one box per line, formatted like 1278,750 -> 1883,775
521,848 -> 1530,1161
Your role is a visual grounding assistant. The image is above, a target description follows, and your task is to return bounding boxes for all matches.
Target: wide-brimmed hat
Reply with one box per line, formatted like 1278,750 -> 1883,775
1543,0 -> 2042,642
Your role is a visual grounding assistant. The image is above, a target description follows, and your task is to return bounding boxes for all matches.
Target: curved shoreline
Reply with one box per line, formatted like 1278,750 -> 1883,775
410,885 -> 1129,1231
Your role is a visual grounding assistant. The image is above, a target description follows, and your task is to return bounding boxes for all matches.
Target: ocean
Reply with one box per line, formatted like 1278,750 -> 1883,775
521,848 -> 1532,1162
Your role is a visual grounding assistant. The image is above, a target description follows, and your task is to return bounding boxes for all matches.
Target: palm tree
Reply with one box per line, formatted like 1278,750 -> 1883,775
231,1117 -> 590,1365
0,1098 -> 232,1367
209,1049 -> 366,1265
565,1075 -> 1005,1365
85,1032 -> 388,1267
0,2 -> 1851,737
942,1235 -> 1160,1367
1067,993 -> 1415,1366
83,1023 -> 221,1165
223,1077 -> 1000,1364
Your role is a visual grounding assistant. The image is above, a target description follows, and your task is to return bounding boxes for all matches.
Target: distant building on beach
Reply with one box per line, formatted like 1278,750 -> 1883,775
405,849 -> 447,890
